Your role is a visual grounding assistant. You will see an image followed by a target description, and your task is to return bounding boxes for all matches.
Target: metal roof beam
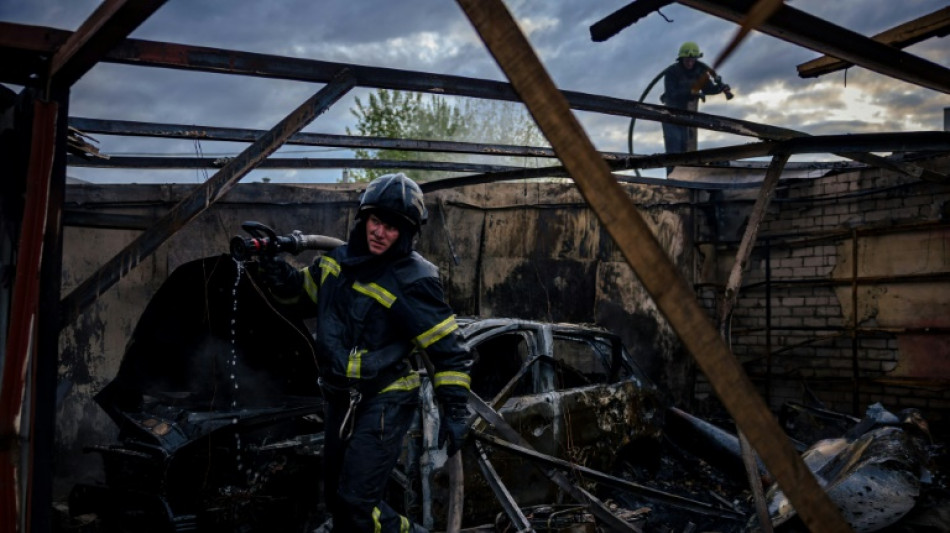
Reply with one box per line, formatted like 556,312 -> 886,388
58,69 -> 356,328
589,0 -> 673,42
67,155 -> 520,174
5,23 -> 944,181
49,0 -> 167,88
797,7 -> 950,78
675,0 -> 950,94
67,117 -> 592,160
0,23 -> 799,142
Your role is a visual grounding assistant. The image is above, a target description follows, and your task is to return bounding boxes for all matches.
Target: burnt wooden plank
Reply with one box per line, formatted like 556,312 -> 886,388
454,0 -> 853,531
798,7 -> 950,78
676,0 -> 950,94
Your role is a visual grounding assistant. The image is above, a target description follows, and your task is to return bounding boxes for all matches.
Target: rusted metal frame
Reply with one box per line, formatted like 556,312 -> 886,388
0,98 -> 58,533
717,154 -> 790,533
617,130 -> 947,174
48,0 -> 168,89
473,440 -> 535,532
472,430 -> 745,521
65,131 -> 947,175
798,7 -> 950,78
421,143 -> 777,193
735,324 -> 950,337
6,23 -> 940,180
65,155 -> 520,174
0,22 -> 70,52
765,239 -> 773,406
31,86 -> 70,533
0,22 -> 67,86
718,154 -> 789,330
62,211 -> 156,230
422,131 -> 949,193
778,132 -> 950,154
69,117 -> 617,161
464,391 -> 642,533
3,23 -> 792,139
707,220 -> 950,252
589,0 -> 674,42
743,271 -> 950,290
57,69 -> 357,329
675,0 -> 950,94
454,0 -> 851,531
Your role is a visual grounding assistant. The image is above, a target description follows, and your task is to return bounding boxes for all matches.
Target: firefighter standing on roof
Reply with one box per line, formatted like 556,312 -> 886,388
661,41 -> 733,171
260,173 -> 472,533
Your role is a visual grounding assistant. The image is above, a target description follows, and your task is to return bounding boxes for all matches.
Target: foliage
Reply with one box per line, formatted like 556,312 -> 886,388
344,89 -> 547,182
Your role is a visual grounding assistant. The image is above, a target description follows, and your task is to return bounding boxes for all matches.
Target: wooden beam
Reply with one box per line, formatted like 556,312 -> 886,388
675,0 -> 950,94
49,0 -> 168,88
717,153 -> 790,533
454,0 -> 853,531
58,69 -> 356,328
798,7 -> 950,78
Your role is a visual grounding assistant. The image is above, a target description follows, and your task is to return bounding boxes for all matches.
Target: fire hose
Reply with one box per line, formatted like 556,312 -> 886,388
230,220 -> 344,260
232,222 -> 465,530
627,66 -> 733,177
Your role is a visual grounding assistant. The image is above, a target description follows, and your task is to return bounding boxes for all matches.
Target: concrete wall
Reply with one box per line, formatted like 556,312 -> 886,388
693,156 -> 950,434
55,180 -> 694,497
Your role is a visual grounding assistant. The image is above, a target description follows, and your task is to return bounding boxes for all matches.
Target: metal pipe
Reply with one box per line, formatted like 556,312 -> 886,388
765,238 -> 772,407
851,229 -> 860,415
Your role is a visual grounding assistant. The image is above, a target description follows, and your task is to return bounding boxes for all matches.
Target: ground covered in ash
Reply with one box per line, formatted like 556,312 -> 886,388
607,435 -> 754,533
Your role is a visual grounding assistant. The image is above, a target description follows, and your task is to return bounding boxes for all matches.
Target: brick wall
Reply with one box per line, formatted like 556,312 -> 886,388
693,156 -> 950,438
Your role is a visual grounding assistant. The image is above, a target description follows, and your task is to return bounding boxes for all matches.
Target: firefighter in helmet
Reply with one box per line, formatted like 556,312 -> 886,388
261,173 -> 472,532
660,42 -> 733,171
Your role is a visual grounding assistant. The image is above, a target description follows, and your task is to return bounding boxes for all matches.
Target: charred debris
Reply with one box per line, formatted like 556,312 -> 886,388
62,254 -> 949,533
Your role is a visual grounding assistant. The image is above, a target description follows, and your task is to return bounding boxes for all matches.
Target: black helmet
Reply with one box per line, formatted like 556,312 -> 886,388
358,173 -> 428,229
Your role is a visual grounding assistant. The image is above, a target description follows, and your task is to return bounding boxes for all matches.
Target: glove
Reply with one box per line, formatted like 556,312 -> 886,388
438,401 -> 469,456
721,84 -> 734,100
257,256 -> 302,299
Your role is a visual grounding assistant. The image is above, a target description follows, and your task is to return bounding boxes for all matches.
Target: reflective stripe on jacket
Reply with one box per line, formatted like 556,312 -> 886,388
298,245 -> 471,398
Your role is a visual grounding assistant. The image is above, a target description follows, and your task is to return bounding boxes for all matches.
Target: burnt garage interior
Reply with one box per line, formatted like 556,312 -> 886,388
2,1 -> 950,532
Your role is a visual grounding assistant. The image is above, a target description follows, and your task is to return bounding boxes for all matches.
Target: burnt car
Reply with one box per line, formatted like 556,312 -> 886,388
402,318 -> 666,529
69,255 -> 327,532
68,249 -> 669,532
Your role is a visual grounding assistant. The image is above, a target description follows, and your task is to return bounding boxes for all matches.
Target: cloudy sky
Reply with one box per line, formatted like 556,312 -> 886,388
2,0 -> 948,182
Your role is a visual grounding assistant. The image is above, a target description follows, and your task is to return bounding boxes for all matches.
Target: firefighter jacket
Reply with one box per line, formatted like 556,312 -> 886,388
285,244 -> 472,403
660,59 -> 724,109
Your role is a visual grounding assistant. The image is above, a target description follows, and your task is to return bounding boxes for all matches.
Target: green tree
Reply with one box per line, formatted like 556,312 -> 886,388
345,89 -> 546,182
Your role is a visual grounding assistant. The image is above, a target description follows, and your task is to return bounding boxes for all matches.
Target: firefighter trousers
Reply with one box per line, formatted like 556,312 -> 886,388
323,386 -> 425,533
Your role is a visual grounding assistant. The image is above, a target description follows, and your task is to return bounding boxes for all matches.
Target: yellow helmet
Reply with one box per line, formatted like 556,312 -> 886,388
678,41 -> 703,58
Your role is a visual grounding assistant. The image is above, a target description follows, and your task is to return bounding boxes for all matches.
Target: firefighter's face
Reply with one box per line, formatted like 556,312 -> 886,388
682,57 -> 697,70
366,214 -> 400,255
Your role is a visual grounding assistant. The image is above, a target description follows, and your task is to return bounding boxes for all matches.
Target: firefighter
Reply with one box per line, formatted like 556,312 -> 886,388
261,173 -> 472,533
660,41 -> 732,171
